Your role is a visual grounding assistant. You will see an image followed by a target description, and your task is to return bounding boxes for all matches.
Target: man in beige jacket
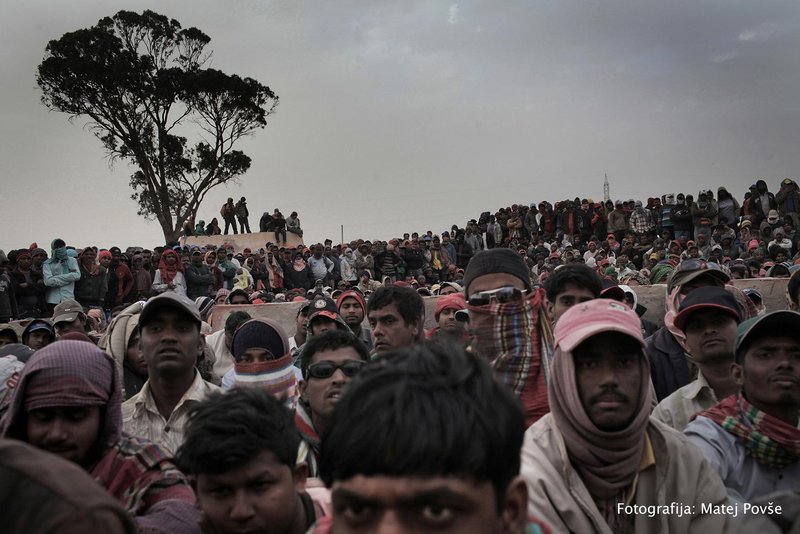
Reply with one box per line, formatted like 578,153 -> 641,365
521,298 -> 733,533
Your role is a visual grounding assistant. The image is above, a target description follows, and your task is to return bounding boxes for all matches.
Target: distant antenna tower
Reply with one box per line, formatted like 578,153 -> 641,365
603,174 -> 610,202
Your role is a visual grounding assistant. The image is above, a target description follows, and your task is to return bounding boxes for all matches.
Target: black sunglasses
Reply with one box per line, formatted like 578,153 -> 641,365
468,286 -> 526,306
306,360 -> 365,380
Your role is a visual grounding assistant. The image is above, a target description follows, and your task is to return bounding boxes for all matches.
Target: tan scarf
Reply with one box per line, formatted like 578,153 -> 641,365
548,346 -> 652,501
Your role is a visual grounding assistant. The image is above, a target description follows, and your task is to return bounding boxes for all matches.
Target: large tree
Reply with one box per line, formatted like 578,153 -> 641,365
37,10 -> 278,242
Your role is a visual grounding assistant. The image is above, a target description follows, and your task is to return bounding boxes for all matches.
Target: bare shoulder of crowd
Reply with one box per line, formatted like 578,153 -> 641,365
1,183 -> 799,533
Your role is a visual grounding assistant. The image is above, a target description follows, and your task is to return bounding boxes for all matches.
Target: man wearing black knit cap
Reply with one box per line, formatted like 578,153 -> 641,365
463,248 -> 553,426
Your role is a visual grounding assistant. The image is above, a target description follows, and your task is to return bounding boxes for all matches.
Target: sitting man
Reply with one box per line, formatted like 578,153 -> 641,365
685,311 -> 800,502
0,340 -> 199,532
177,387 -> 327,534
296,330 -> 370,478
652,286 -> 741,431
366,284 -> 425,355
316,340 -> 550,534
521,298 -> 731,533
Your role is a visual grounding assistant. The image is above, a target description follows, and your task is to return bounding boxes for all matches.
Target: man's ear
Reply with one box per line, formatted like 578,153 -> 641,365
299,379 -> 308,403
294,462 -> 309,493
730,362 -> 744,388
544,298 -> 554,320
501,476 -> 528,534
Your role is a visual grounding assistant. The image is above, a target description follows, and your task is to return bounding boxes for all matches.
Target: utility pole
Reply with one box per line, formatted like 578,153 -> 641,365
603,174 -> 610,202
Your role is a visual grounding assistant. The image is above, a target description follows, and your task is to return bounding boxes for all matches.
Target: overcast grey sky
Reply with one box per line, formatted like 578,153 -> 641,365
2,1 -> 800,252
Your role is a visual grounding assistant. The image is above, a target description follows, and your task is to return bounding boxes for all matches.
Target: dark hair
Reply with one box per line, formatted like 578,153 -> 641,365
300,329 -> 369,377
224,311 -> 252,334
52,239 -> 66,249
366,285 -> 424,326
788,270 -> 800,306
544,264 -> 602,302
176,388 -> 300,476
319,340 -> 525,510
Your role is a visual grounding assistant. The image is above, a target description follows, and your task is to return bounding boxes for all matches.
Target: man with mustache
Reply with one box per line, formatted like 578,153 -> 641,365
0,340 -> 199,532
685,311 -> 800,501
521,299 -> 731,533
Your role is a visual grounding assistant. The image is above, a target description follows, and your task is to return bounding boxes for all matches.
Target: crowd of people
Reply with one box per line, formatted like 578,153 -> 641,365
0,178 -> 799,533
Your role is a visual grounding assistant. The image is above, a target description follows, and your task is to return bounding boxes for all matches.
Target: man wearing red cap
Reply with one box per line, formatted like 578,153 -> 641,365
521,299 -> 731,533
336,290 -> 372,352
427,292 -> 468,344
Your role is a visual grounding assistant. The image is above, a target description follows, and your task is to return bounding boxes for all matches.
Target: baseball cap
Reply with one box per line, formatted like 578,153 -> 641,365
555,299 -> 644,352
139,293 -> 202,327
599,279 -> 625,301
734,311 -> 800,362
666,259 -> 730,294
52,299 -> 85,325
307,298 -> 341,325
673,286 -> 740,332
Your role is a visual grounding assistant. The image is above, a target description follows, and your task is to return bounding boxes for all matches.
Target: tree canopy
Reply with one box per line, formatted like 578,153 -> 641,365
37,10 -> 278,242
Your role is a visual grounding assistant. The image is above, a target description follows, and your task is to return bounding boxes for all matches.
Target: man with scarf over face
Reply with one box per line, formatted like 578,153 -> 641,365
42,238 -> 81,311
463,248 -> 553,427
0,340 -> 200,533
685,311 -> 800,502
521,299 -> 731,533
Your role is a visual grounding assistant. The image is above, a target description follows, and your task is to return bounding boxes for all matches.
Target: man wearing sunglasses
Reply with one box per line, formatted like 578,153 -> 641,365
296,330 -> 370,478
463,248 -> 553,426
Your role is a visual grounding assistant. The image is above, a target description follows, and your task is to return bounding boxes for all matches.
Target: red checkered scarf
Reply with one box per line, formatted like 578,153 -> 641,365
695,393 -> 800,469
467,288 -> 553,426
0,340 -> 121,449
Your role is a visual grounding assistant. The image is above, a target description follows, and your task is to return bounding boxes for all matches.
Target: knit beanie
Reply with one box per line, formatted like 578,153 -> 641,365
336,290 -> 366,313
463,249 -> 532,295
434,293 -> 467,321
231,318 -> 290,362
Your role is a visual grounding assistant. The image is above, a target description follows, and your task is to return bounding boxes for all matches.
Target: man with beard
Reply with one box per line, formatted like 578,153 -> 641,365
336,289 -> 372,351
652,287 -> 742,431
685,311 -> 800,501
0,340 -> 199,532
296,330 -> 369,477
521,299 -> 731,533
463,248 -> 552,426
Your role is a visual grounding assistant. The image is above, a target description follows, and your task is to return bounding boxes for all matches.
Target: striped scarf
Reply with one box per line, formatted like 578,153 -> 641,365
468,288 -> 553,426
697,394 -> 800,469
295,401 -> 320,477
234,354 -> 299,410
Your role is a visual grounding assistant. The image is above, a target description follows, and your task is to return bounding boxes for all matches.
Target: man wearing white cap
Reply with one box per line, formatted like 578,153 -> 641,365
521,298 -> 731,533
